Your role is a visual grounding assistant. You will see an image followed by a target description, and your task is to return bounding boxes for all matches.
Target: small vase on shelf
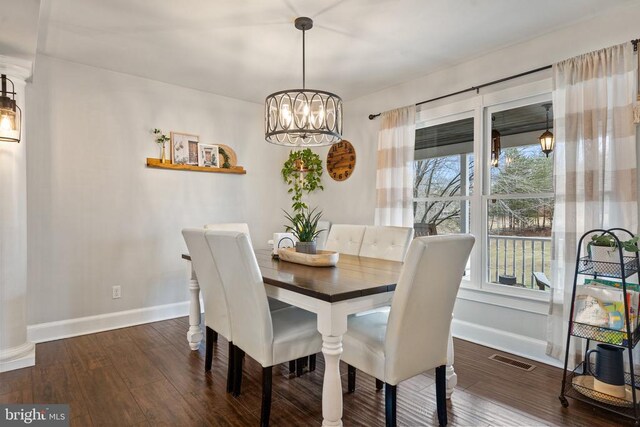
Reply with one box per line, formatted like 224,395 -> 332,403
153,128 -> 170,164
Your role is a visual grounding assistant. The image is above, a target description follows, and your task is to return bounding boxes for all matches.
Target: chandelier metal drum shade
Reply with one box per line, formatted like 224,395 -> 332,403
265,17 -> 343,146
0,74 -> 21,143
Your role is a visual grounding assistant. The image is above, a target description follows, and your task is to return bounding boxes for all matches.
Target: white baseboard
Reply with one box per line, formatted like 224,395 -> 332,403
0,342 -> 35,373
25,300 -> 562,371
27,301 -> 190,343
451,318 -> 563,369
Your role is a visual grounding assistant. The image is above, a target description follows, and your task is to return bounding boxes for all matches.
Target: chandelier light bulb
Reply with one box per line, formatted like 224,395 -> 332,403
280,104 -> 292,127
0,114 -> 12,131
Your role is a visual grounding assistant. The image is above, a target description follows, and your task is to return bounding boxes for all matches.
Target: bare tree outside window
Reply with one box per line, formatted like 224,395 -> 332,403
413,156 -> 473,233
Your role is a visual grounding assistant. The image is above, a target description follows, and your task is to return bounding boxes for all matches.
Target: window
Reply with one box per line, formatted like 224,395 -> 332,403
413,85 -> 555,299
485,103 -> 554,291
414,115 -> 473,276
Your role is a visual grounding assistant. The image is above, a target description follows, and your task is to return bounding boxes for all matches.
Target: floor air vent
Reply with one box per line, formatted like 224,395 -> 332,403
488,354 -> 536,371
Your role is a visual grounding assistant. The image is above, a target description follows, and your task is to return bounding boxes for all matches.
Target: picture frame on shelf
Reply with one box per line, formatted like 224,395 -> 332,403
171,132 -> 199,165
198,144 -> 220,168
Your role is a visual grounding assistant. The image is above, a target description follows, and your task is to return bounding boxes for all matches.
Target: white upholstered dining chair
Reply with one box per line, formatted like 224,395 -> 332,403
315,220 -> 332,250
342,234 -> 475,427
358,226 -> 414,262
182,228 -> 235,392
205,230 -> 323,426
204,222 -> 252,244
204,222 -> 250,233
184,224 -> 300,390
205,222 -> 290,314
324,224 -> 366,255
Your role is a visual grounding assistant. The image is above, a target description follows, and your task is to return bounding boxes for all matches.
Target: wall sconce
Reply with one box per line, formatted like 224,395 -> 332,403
491,115 -> 501,167
0,74 -> 21,143
539,103 -> 554,157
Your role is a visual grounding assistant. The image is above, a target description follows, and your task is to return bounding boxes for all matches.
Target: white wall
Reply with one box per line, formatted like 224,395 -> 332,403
0,59 -> 33,372
22,1 -> 640,360
26,55 -> 290,325
307,1 -> 640,360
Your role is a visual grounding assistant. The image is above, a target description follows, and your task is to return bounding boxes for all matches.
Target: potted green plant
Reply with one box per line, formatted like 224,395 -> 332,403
588,233 -> 640,265
219,147 -> 231,169
281,149 -> 324,214
283,207 -> 325,254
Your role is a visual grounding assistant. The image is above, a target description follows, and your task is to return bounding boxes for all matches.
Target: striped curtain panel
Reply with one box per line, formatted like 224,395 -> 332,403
374,106 -> 416,227
546,42 -> 638,361
635,45 -> 640,124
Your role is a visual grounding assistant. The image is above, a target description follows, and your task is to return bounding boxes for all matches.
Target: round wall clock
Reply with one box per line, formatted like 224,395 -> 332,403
326,140 -> 356,181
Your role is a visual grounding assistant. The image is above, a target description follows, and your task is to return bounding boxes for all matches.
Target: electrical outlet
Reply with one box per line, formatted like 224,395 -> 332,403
112,285 -> 121,299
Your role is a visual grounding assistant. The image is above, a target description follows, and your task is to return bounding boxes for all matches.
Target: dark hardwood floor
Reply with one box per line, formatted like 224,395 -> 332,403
0,317 -> 632,426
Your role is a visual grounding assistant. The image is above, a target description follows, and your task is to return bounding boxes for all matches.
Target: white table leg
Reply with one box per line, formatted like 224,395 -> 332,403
186,261 -> 203,350
446,330 -> 457,399
321,335 -> 343,427
317,306 -> 348,427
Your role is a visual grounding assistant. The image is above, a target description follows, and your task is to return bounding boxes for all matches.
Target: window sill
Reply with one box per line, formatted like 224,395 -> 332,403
458,282 -> 551,315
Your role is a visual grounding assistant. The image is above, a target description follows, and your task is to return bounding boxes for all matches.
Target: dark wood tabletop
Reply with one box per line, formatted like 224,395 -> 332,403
183,249 -> 403,303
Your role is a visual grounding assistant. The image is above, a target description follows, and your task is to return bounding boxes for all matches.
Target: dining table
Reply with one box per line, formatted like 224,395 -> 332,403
182,248 -> 457,426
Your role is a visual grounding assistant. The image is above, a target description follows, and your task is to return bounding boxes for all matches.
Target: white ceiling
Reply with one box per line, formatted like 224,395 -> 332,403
0,0 -> 41,62
35,0 -> 632,103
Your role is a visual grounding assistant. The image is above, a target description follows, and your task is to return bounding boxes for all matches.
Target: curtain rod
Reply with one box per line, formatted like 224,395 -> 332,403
368,38 -> 640,120
368,65 -> 551,120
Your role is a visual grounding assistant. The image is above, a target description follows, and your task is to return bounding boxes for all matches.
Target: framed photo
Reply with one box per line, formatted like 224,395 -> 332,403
198,144 -> 220,168
171,132 -> 199,165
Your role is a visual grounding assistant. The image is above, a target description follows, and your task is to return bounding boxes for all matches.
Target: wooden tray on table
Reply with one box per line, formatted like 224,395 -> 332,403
278,248 -> 339,267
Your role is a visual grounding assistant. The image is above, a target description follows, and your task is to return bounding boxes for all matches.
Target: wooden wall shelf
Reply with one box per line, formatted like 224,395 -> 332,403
146,158 -> 246,174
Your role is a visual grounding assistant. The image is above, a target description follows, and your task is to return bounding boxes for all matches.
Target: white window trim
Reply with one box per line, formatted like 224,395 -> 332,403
416,78 -> 553,311
414,196 -> 470,203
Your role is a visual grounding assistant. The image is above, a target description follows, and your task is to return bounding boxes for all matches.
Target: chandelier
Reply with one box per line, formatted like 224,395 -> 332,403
264,17 -> 343,146
0,74 -> 21,143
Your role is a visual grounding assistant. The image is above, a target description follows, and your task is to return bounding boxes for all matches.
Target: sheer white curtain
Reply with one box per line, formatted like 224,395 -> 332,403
374,106 -> 416,227
546,42 -> 638,364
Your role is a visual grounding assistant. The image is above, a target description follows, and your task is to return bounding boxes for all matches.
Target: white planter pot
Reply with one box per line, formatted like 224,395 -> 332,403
588,244 -> 624,276
589,245 -> 622,263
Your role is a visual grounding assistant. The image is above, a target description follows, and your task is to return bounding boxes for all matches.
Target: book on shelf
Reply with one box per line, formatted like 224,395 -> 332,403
574,282 -> 639,336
